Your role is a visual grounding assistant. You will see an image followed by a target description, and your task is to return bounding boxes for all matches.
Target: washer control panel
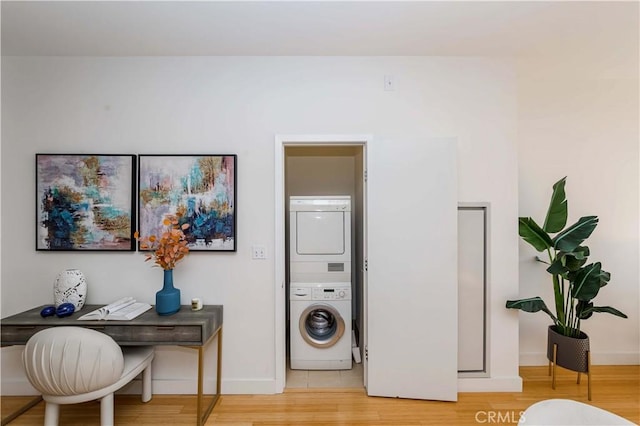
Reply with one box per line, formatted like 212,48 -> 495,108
312,287 -> 351,300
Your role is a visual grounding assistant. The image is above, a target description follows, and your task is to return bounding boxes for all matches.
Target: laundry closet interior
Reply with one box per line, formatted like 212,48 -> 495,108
281,141 -> 488,391
284,145 -> 365,389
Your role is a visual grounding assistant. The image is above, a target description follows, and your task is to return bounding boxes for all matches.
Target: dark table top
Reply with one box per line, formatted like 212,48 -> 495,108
1,304 -> 223,346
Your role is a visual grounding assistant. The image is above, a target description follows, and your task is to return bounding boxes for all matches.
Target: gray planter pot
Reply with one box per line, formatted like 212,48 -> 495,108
546,325 -> 590,373
546,325 -> 592,400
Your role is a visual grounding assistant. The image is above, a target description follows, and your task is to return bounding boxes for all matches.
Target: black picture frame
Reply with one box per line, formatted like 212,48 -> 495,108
138,154 -> 237,252
36,154 -> 137,251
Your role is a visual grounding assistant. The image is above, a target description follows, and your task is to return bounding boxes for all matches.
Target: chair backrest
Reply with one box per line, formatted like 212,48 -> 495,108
22,327 -> 124,396
519,399 -> 635,425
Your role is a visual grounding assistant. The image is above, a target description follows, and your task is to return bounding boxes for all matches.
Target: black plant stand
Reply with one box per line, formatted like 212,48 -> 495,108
547,325 -> 592,400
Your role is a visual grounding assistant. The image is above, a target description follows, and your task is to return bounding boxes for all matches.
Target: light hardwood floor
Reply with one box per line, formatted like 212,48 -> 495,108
2,366 -> 638,425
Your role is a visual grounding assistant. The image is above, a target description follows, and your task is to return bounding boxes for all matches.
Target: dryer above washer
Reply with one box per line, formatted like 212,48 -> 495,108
289,196 -> 352,283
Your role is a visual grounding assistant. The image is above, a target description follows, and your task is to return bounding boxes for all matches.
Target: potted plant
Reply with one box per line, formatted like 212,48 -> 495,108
135,213 -> 190,315
506,177 -> 626,398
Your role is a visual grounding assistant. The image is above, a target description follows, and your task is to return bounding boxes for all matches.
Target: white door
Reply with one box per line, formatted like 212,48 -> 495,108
366,137 -> 458,401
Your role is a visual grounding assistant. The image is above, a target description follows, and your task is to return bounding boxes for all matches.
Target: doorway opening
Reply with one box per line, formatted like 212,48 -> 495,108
274,136 -> 368,392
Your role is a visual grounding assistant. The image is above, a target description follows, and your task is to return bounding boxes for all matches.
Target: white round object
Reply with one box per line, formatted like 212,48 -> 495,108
53,269 -> 87,310
23,327 -> 124,396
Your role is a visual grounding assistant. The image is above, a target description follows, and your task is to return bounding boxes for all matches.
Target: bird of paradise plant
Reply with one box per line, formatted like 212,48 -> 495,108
506,177 -> 626,337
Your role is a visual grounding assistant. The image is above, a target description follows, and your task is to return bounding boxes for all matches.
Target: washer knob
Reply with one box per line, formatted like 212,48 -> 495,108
338,290 -> 346,298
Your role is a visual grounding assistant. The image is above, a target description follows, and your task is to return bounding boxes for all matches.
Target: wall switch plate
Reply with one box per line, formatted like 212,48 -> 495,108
384,75 -> 395,91
252,245 -> 267,259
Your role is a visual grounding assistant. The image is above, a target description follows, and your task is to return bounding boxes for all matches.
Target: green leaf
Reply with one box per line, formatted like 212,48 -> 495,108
570,262 -> 603,301
576,301 -> 594,320
546,246 -> 590,275
563,246 -> 590,271
578,303 -> 627,320
570,245 -> 590,260
506,297 -> 558,324
546,258 -> 567,275
599,270 -> 611,287
543,177 -> 568,233
553,216 -> 598,252
519,217 -> 553,252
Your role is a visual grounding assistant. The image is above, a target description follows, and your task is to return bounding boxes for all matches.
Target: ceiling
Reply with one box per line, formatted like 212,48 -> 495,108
1,1 -> 638,57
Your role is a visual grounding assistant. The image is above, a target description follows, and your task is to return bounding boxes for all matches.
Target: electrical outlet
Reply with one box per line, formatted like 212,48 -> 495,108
252,245 -> 267,259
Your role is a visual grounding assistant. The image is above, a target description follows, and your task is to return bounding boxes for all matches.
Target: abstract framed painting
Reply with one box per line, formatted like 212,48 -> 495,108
36,154 -> 136,251
138,155 -> 237,252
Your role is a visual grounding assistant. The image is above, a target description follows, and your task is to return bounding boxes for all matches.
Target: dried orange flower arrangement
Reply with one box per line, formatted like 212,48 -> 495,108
134,214 -> 190,270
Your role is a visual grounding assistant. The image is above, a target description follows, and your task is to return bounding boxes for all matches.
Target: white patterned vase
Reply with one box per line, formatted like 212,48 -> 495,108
53,269 -> 87,310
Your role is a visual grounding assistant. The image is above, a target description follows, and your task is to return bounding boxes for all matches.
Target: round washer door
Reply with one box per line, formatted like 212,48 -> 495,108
298,303 -> 346,348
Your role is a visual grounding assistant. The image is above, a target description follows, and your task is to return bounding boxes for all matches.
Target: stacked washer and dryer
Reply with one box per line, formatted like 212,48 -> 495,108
289,196 -> 352,370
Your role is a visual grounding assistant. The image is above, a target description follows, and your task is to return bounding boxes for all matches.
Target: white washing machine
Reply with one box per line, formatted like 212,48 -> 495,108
290,282 -> 352,370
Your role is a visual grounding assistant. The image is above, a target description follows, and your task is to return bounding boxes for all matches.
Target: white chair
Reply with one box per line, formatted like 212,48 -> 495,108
22,326 -> 154,426
519,399 -> 636,425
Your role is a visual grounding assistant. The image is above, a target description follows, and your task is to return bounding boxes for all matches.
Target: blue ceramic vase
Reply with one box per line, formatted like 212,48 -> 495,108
156,269 -> 180,316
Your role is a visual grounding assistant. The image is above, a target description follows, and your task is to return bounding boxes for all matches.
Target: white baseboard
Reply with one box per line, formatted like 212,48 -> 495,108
2,378 -> 278,396
1,379 -> 38,396
220,378 -> 277,394
151,378 -> 277,395
520,352 -> 640,366
458,376 -> 523,392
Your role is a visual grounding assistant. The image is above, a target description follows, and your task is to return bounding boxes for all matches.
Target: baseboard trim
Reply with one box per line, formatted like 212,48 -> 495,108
220,379 -> 277,394
1,379 -> 38,396
1,378 -> 278,396
457,376 -> 523,392
520,352 -> 640,366
136,379 -> 277,395
146,378 -> 277,395
4,376 -> 525,396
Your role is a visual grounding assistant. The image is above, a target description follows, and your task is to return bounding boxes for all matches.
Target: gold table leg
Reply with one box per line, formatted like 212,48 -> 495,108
552,343 -> 557,389
587,350 -> 592,401
1,395 -> 42,426
190,326 -> 222,426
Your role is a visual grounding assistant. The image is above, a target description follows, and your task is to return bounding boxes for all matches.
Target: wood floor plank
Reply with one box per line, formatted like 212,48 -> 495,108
2,366 -> 638,425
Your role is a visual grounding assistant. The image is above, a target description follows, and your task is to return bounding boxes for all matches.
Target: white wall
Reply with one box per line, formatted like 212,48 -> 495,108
1,56 -> 519,394
517,52 -> 640,365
